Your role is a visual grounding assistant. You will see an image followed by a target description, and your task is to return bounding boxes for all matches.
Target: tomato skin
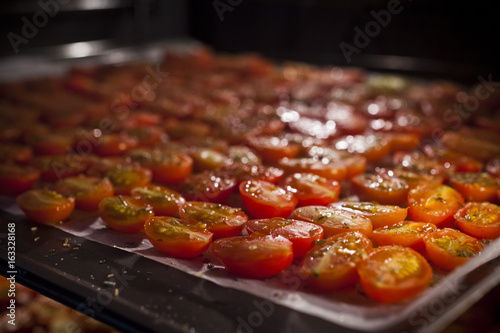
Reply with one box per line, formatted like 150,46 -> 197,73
351,173 -> 409,206
246,218 -> 324,257
54,176 -> 114,211
290,206 -> 372,238
371,221 -> 438,250
329,201 -> 408,229
131,185 -> 185,216
144,216 -> 213,258
181,171 -> 237,204
211,234 -> 294,279
220,163 -> 284,184
0,164 -> 40,196
98,195 -> 154,233
282,173 -> 340,207
239,180 -> 297,219
450,172 -> 499,202
278,157 -> 347,182
357,246 -> 433,303
248,136 -> 300,164
423,228 -> 483,270
408,184 -> 465,227
179,201 -> 248,238
144,150 -> 193,185
455,202 -> 500,239
106,164 -> 152,195
92,133 -> 138,157
16,189 -> 75,224
0,144 -> 33,163
301,231 -> 372,291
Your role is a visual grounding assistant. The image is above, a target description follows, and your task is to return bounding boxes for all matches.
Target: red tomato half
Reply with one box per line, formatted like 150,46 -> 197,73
106,164 -> 152,195
0,164 -> 40,196
371,221 -> 438,250
17,189 -> 75,224
282,173 -> 340,207
455,202 -> 500,239
131,185 -> 185,216
329,201 -> 408,229
351,173 -> 409,206
450,172 -> 499,202
181,171 -> 237,204
54,176 -> 114,211
239,180 -> 297,218
211,234 -> 293,279
98,195 -> 154,233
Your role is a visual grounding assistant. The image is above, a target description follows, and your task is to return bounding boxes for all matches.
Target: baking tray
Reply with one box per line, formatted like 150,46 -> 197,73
1,40 -> 500,333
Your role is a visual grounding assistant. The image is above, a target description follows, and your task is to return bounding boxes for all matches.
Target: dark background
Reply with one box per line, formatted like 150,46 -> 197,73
0,0 -> 499,82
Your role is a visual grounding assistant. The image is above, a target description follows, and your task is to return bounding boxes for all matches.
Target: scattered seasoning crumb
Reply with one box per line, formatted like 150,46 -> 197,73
72,246 -> 80,251
62,238 -> 70,248
107,274 -> 114,278
34,236 -> 40,242
60,258 -> 64,261
104,281 -> 116,286
114,288 -> 119,297
31,227 -> 37,232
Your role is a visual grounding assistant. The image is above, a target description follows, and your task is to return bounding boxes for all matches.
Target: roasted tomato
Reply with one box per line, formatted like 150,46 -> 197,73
290,206 -> 372,238
357,246 -> 433,303
301,231 -> 372,291
239,179 -> 297,219
25,131 -> 74,156
377,168 -> 443,190
106,164 -> 152,195
227,145 -> 261,165
455,202 -> 500,239
278,157 -> 347,182
211,234 -> 294,279
181,171 -> 237,204
179,201 -> 248,238
93,133 -> 138,157
125,126 -> 167,147
450,172 -> 499,202
441,132 -> 500,161
246,217 -> 323,257
371,221 -> 438,250
220,163 -> 284,184
0,164 -> 40,196
31,154 -> 89,181
131,185 -> 185,216
351,173 -> 409,205
408,184 -> 465,227
188,147 -> 230,171
423,228 -> 483,270
54,176 -> 114,211
144,216 -> 213,258
16,189 -> 75,224
248,136 -> 300,164
306,146 -> 367,178
282,173 -> 340,207
386,133 -> 420,151
329,201 -> 408,229
98,195 -> 154,233
0,144 -> 33,163
422,145 -> 483,173
333,135 -> 391,162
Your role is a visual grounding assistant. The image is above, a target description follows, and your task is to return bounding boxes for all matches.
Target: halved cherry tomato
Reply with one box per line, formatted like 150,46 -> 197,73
393,151 -> 451,180
131,149 -> 193,185
211,234 -> 293,279
278,157 -> 347,182
54,176 -> 114,211
329,201 -> 408,229
188,147 -> 230,171
455,202 -> 500,239
282,173 -> 340,207
131,185 -> 185,216
386,132 -> 420,151
181,171 -> 237,204
351,173 -> 409,205
98,195 -> 154,233
239,179 -> 297,218
125,126 -> 167,147
290,206 -> 372,237
164,118 -> 211,140
301,231 -> 372,291
93,133 -> 138,157
16,189 -> 75,224
422,145 -> 483,173
227,146 -> 261,165
357,246 -> 432,303
31,155 -> 89,181
423,228 -> 483,270
0,164 -> 40,196
248,136 -> 300,164
371,221 -> 438,250
408,184 -> 465,227
441,132 -> 500,161
450,172 -> 499,202
144,216 -> 213,258
220,163 -> 284,184
334,135 -> 391,162
246,217 -> 323,257
179,201 -> 248,238
377,168 -> 443,190
0,144 -> 33,163
106,164 -> 152,195
306,147 -> 366,178
25,132 -> 74,156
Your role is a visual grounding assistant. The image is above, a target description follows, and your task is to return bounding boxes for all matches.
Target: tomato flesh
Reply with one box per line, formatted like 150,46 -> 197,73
351,173 -> 409,206
455,202 -> 500,239
98,195 -> 154,233
282,173 -> 340,207
54,176 -> 114,211
371,221 -> 438,250
16,189 -> 75,224
131,185 -> 185,216
329,201 -> 408,229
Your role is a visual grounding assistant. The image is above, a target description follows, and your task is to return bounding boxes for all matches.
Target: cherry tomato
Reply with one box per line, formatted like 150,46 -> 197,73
246,217 -> 324,257
333,135 -> 391,162
188,147 -> 230,171
227,145 -> 261,165
290,206 -> 372,237
125,126 -> 167,147
54,176 -> 114,211
278,157 -> 347,182
144,216 -> 213,258
357,246 -> 432,303
386,133 -> 420,151
422,145 -> 483,173
329,201 -> 408,229
301,231 -> 372,291
455,202 -> 500,239
450,172 -> 499,202
248,136 -> 300,164
306,146 -> 367,178
31,155 -> 89,181
16,189 -> 75,224
181,171 -> 237,204
98,195 -> 154,233
132,149 -> 193,185
164,118 -> 211,140
239,179 -> 297,218
351,173 -> 409,205
179,201 -> 248,238
377,168 -> 443,190
131,185 -> 185,216
408,184 -> 465,227
371,221 -> 438,250
441,132 -> 500,161
220,163 -> 284,184
282,173 -> 340,207
0,144 -> 33,163
393,151 -> 451,180
106,164 -> 152,195
0,164 -> 40,196
211,234 -> 294,279
25,132 -> 74,156
93,133 -> 138,157
423,228 -> 483,270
